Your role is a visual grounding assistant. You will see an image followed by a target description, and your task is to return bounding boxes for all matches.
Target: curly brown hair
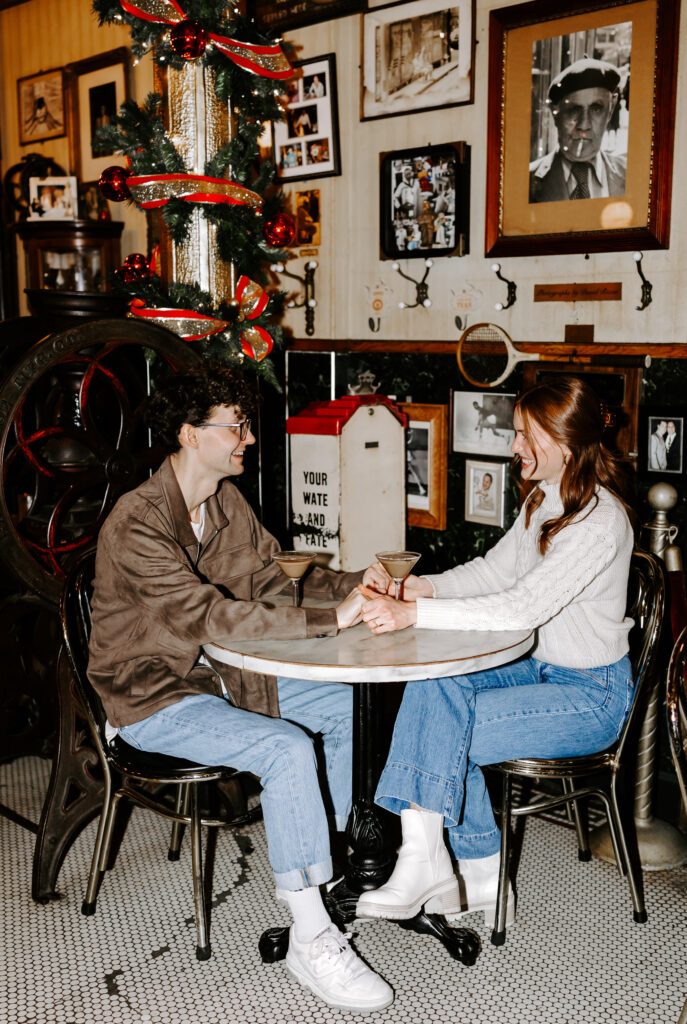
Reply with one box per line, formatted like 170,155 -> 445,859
145,365 -> 258,454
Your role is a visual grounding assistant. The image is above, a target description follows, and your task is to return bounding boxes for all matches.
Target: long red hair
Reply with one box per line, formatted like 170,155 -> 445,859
514,376 -> 634,554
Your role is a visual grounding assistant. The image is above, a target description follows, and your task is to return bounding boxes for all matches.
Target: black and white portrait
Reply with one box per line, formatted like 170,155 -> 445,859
529,21 -> 631,204
452,392 -> 515,457
89,81 -> 117,158
465,460 -> 506,528
648,415 -> 683,474
406,424 -> 430,511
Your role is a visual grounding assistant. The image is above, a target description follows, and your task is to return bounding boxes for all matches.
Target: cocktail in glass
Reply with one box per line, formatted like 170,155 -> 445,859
376,550 -> 421,601
274,550 -> 314,607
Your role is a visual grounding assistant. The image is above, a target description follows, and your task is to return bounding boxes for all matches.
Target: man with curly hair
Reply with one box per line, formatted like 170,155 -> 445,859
88,366 -> 393,1013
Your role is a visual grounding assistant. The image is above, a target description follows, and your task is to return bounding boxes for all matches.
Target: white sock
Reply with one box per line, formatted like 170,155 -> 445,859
278,885 -> 332,944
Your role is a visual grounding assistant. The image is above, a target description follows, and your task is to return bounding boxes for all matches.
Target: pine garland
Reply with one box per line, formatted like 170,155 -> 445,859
92,0 -> 294,375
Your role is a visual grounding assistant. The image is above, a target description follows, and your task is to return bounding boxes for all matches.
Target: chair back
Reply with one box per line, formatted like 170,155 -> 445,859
615,548 -> 665,761
60,551 -> 110,759
666,626 -> 687,812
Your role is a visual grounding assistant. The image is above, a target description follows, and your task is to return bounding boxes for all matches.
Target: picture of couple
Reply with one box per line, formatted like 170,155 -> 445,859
648,416 -> 683,474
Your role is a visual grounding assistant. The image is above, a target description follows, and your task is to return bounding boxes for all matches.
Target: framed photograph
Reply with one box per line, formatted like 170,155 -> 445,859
641,408 -> 684,478
400,403 -> 448,531
17,68 -> 66,145
295,189 -> 321,246
465,459 -> 507,528
251,0 -> 364,33
380,142 -> 470,259
67,48 -> 130,184
28,176 -> 78,221
273,54 -> 341,183
485,0 -> 680,257
361,0 -> 475,122
451,391 -> 516,457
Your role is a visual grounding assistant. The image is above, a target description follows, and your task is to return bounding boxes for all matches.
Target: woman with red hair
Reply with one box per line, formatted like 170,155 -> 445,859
356,376 -> 635,930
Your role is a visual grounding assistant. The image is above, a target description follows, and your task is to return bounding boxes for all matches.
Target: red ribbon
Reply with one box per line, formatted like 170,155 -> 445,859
119,0 -> 292,79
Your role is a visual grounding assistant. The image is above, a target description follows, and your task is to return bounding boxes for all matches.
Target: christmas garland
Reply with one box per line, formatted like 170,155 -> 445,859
93,0 -> 295,372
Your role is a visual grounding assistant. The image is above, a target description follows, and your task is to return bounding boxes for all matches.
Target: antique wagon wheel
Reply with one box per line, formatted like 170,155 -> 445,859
0,318 -> 202,604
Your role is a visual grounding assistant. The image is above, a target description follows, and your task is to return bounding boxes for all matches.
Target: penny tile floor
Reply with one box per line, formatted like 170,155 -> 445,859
1,756 -> 686,1024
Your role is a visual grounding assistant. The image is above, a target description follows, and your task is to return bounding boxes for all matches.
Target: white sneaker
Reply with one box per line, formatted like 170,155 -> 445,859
285,923 -> 394,1013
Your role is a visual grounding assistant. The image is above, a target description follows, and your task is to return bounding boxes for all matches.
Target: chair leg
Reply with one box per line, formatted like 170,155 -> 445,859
562,778 -> 591,861
190,784 -> 212,961
491,772 -> 513,947
82,770 -> 114,916
609,779 -> 647,924
169,784 -> 189,862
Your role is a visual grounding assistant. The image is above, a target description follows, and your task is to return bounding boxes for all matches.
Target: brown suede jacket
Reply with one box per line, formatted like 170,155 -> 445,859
88,457 -> 363,728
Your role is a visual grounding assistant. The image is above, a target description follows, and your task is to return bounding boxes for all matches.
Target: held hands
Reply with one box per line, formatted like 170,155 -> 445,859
335,587 -> 368,630
358,585 -> 418,634
362,561 -> 392,593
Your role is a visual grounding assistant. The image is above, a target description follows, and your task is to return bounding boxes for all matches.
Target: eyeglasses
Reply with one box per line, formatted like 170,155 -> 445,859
197,418 -> 252,441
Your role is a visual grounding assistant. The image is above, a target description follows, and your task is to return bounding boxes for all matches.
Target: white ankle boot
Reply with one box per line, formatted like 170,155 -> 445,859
425,851 -> 515,929
356,809 -> 459,920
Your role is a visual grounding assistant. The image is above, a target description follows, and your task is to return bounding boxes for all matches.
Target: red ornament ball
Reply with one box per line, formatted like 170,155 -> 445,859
263,212 -> 296,249
170,19 -> 208,59
98,166 -> 130,203
118,253 -> 150,283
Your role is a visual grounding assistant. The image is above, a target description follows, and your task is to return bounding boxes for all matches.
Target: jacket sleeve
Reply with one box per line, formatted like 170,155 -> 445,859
415,515 -> 619,631
105,511 -> 340,645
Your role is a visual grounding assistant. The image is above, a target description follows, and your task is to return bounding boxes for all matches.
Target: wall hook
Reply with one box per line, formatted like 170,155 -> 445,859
368,317 -> 381,332
271,260 -> 318,335
633,251 -> 653,311
392,259 -> 433,310
454,314 -> 470,332
491,262 -> 517,310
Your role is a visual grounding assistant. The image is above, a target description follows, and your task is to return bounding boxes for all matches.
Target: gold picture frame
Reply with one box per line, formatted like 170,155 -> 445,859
17,67 -> 66,146
400,403 -> 448,531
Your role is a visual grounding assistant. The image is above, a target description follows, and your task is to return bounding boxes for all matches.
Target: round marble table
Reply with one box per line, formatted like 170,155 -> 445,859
205,605 -> 534,965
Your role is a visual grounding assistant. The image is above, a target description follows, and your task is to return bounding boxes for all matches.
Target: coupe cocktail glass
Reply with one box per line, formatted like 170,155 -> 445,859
274,550 -> 314,607
376,550 -> 421,601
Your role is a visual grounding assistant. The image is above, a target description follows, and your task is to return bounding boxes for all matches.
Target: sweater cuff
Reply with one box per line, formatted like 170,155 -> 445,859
304,606 -> 339,637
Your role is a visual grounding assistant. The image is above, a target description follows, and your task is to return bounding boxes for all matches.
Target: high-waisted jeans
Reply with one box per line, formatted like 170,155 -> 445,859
120,676 -> 352,890
375,655 -> 634,859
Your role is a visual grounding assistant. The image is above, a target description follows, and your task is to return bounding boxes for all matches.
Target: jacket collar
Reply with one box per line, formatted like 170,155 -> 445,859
158,456 -> 230,547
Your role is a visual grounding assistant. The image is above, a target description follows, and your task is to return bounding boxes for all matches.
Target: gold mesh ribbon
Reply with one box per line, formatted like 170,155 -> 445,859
119,0 -> 291,78
127,173 -> 262,210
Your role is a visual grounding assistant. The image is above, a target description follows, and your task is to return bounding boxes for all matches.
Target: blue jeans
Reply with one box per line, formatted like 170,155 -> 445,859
119,677 -> 352,890
376,655 -> 634,860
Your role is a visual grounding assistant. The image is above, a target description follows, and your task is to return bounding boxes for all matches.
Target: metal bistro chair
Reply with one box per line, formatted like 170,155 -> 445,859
490,549 -> 665,946
60,551 -> 256,961
666,626 -> 687,1024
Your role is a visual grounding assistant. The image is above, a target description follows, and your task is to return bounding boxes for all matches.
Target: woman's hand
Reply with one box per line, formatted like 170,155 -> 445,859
362,561 -> 392,594
358,586 -> 418,633
335,588 -> 368,629
394,574 -> 434,601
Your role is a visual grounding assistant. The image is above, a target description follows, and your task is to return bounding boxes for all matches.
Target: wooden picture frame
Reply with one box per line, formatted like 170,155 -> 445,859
66,48 -> 130,185
640,406 -> 685,480
17,68 -> 66,146
361,0 -> 475,122
400,403 -> 448,531
251,0 -> 364,33
272,54 -> 341,184
485,0 -> 680,257
380,142 -> 470,260
464,459 -> 507,528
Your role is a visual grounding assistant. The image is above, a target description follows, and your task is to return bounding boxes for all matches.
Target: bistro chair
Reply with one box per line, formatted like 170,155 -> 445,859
666,626 -> 687,1024
60,551 -> 256,961
490,549 -> 665,946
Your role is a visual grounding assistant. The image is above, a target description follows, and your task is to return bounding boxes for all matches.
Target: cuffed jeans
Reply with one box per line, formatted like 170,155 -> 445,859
119,676 -> 352,890
376,655 -> 634,860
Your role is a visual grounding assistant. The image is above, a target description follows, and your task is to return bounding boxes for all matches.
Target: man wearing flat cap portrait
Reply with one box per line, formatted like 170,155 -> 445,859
529,57 -> 627,204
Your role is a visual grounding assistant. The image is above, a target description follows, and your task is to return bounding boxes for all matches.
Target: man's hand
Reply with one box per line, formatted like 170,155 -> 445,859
336,588 -> 368,629
358,586 -> 418,633
362,561 -> 392,593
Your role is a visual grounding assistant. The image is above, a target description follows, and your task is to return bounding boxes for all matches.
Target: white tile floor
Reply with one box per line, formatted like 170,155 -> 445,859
1,755 -> 686,1024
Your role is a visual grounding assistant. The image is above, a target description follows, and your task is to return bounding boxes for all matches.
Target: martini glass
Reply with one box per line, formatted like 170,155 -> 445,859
274,550 -> 314,607
376,550 -> 421,601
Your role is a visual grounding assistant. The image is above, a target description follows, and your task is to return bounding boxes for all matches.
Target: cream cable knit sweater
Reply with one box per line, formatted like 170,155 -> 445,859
417,482 -> 634,669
